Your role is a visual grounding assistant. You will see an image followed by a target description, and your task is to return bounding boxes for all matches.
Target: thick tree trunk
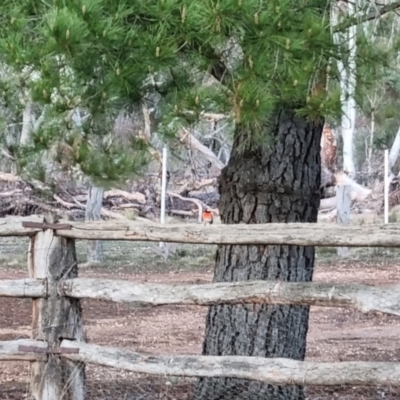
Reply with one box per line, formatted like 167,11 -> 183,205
193,110 -> 323,400
85,185 -> 104,264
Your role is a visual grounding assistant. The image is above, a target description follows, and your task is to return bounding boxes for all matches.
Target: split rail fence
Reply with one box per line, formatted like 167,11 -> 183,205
1,215 -> 400,399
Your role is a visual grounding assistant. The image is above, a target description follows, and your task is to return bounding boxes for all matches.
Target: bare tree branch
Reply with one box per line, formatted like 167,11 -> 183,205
335,0 -> 400,32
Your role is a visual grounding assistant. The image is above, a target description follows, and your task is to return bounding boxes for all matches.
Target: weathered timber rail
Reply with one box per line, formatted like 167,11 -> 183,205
1,215 -> 400,400
1,278 -> 400,316
2,216 -> 400,246
1,338 -> 400,387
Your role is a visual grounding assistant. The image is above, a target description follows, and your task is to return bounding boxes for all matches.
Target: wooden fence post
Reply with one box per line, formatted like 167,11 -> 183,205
336,185 -> 352,258
28,215 -> 86,400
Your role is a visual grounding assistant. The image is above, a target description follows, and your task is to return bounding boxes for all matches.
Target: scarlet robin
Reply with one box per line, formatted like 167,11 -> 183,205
202,209 -> 213,225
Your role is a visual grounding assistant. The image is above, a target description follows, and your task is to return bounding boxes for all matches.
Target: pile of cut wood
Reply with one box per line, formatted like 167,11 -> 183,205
0,172 -> 219,222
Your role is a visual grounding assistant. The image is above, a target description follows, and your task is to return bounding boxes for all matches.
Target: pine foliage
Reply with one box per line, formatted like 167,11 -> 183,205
0,0 -> 398,181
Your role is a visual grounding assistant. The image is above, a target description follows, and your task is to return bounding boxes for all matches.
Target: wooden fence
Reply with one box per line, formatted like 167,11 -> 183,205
1,215 -> 400,399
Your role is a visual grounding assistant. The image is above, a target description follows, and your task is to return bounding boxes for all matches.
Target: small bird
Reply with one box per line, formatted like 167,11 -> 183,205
202,209 -> 213,226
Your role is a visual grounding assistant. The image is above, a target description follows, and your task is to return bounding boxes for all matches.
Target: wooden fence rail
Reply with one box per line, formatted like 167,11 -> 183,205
2,277 -> 400,316
1,215 -> 400,399
2,339 -> 400,387
0,278 -> 46,298
0,339 -> 48,361
2,216 -> 400,246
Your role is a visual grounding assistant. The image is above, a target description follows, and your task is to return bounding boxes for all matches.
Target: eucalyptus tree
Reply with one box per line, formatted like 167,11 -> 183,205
355,6 -> 400,176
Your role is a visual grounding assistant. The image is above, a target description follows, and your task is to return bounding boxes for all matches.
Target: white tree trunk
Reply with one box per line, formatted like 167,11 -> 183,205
19,102 -> 33,146
341,104 -> 356,176
85,186 -> 104,264
1,100 -> 33,173
1,129 -> 17,174
366,102 -> 376,182
342,21 -> 357,177
389,125 -> 400,170
332,2 -> 357,177
336,185 -> 352,258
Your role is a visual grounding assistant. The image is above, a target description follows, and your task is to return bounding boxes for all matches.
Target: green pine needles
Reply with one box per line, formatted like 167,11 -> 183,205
0,0 -> 397,182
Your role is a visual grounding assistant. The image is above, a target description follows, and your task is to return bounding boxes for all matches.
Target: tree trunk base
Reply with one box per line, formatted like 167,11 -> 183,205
193,110 -> 323,400
194,378 -> 305,400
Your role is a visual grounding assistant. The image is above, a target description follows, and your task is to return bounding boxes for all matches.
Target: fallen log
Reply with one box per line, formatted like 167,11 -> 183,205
167,191 -> 204,222
53,194 -> 83,209
319,171 -> 373,210
104,189 -> 146,204
318,209 -> 337,222
169,209 -> 195,217
0,189 -> 23,197
178,178 -> 217,195
320,196 -> 337,210
167,191 -> 219,221
0,171 -> 21,182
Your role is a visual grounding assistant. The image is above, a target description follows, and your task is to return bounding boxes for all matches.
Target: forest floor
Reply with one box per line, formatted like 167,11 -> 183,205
1,238 -> 400,399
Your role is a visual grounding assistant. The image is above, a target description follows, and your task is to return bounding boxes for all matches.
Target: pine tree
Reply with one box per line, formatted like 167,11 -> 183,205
0,1 -> 399,399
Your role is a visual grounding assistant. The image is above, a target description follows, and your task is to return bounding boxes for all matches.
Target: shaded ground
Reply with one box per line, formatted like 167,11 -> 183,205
1,239 -> 400,399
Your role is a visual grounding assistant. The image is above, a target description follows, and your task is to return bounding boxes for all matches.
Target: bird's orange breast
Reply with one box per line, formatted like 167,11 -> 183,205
202,211 -> 213,222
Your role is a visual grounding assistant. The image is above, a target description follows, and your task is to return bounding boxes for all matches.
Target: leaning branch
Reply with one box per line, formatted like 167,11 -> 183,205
335,1 -> 400,32
179,128 -> 225,170
0,171 -> 51,191
167,191 -> 204,222
104,189 -> 146,205
58,278 -> 400,316
60,339 -> 400,386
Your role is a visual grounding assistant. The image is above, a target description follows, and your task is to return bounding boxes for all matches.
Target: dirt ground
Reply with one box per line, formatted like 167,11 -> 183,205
1,239 -> 400,399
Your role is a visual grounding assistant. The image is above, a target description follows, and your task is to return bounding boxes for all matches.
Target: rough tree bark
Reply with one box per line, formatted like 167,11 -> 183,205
85,185 -> 104,263
193,110 -> 323,400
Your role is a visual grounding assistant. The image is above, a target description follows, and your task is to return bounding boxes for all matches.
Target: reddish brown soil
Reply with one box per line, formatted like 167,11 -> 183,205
1,261 -> 400,399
